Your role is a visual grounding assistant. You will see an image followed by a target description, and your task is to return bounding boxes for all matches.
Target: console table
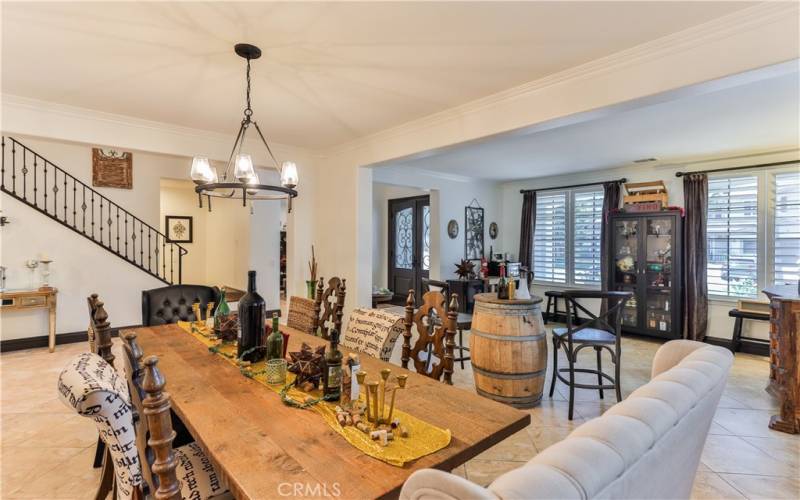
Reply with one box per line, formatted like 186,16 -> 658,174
0,288 -> 58,352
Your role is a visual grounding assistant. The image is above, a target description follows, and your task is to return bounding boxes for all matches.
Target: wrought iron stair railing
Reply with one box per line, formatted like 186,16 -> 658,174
1,136 -> 187,285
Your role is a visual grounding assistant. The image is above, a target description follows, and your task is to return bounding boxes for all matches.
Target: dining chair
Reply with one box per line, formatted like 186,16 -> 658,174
402,289 -> 459,385
548,290 -> 632,420
421,279 -> 471,369
57,351 -> 230,500
141,284 -> 220,326
314,276 -> 346,340
287,295 -> 318,334
340,308 -> 404,362
86,293 -> 113,470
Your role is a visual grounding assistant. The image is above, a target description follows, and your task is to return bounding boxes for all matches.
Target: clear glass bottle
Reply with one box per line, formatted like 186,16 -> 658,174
266,312 -> 283,360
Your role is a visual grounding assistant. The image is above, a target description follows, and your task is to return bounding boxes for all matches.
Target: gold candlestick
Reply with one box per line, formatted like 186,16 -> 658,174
378,368 -> 391,422
366,381 -> 380,425
386,374 -> 408,424
192,302 -> 202,325
205,302 -> 215,321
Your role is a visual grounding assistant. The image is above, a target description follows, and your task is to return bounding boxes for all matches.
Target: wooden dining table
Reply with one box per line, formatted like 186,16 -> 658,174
131,323 -> 530,499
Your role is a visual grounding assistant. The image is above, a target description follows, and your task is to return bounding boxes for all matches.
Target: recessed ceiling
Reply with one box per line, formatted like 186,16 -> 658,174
1,1 -> 755,149
381,72 -> 800,181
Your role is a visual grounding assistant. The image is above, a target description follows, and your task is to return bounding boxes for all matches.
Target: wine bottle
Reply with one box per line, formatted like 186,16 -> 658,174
214,289 -> 230,332
238,270 -> 265,363
266,312 -> 283,360
322,328 -> 343,401
497,262 -> 509,300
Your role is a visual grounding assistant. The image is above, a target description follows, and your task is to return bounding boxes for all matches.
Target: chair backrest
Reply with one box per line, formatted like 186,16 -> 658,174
399,341 -> 735,500
58,352 -> 143,500
402,289 -> 458,384
562,290 -> 632,348
87,293 -> 99,353
421,278 -> 449,297
141,285 -> 220,326
341,308 -> 405,361
314,277 -> 346,339
287,296 -> 318,334
87,295 -> 116,367
59,352 -> 184,500
120,332 -> 156,493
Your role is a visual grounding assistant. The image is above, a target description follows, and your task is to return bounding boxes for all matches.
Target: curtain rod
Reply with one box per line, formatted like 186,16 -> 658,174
519,178 -> 627,194
675,160 -> 798,177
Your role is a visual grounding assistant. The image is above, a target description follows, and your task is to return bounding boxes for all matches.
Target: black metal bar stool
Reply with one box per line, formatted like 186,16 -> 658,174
548,290 -> 632,420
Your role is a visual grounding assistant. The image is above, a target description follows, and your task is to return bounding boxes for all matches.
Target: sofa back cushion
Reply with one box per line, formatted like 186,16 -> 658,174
489,343 -> 733,500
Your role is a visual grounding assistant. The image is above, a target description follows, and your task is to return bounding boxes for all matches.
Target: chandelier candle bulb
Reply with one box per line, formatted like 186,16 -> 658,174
234,154 -> 255,181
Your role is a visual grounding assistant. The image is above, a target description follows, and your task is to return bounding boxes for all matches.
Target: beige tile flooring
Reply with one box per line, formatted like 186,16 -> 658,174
1,323 -> 798,499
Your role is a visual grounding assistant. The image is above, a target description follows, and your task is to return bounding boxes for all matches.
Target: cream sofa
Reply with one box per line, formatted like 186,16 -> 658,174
401,340 -> 733,500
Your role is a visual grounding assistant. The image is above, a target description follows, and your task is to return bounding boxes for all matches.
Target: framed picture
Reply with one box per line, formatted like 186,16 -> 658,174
165,216 -> 193,243
464,205 -> 484,260
92,148 -> 132,189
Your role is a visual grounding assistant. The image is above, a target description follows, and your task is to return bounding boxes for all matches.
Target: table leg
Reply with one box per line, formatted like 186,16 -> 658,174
48,297 -> 57,353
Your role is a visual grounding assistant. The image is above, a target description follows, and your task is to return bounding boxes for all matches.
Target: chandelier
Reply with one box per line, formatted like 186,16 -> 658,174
190,43 -> 298,212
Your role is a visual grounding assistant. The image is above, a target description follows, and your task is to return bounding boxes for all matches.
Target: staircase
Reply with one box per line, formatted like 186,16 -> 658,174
1,136 -> 186,285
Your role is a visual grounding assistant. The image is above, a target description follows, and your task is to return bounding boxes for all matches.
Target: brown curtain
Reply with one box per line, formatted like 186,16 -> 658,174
519,191 -> 536,282
600,182 -> 622,291
683,173 -> 709,341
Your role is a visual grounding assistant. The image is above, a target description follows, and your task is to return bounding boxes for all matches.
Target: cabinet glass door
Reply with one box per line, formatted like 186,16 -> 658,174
612,218 -> 640,328
644,217 -> 674,335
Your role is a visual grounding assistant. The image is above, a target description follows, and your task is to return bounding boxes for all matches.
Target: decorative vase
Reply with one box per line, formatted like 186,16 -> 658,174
306,280 -> 317,299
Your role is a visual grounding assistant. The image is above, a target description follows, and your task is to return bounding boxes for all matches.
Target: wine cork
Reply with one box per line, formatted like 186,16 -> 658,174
356,422 -> 369,433
399,426 -> 409,438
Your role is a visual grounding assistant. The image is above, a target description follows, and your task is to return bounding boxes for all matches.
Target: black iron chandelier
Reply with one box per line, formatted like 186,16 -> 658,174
191,43 -> 298,212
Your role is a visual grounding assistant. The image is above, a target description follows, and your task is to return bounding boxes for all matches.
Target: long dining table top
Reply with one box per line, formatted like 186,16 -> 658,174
130,323 -> 530,499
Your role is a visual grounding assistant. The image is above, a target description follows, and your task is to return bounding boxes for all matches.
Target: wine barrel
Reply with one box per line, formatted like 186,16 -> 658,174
470,293 -> 547,408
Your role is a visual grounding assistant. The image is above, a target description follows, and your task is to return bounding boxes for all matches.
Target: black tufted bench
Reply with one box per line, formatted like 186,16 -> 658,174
141,285 -> 221,326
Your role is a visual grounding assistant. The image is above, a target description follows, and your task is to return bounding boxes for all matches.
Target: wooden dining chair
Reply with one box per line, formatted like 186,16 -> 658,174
402,289 -> 459,385
287,295 -> 318,335
315,276 -> 346,340
548,290 -> 632,420
86,294 -> 115,470
421,279 -> 471,369
58,351 -> 230,500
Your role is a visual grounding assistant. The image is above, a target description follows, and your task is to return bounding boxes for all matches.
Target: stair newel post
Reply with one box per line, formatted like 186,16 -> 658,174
141,356 -> 182,500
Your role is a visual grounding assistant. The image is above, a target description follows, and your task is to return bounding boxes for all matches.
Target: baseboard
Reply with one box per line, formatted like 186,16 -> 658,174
0,326 -> 134,353
704,336 -> 769,357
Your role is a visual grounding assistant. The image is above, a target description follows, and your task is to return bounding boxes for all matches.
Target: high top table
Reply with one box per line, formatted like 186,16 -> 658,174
130,323 -> 530,499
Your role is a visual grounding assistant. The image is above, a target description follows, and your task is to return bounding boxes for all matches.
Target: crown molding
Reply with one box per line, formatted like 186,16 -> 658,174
1,94 -> 318,163
325,2 -> 800,158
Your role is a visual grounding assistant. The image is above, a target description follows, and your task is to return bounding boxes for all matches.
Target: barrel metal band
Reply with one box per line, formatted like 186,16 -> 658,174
475,387 -> 542,406
471,363 -> 546,380
471,328 -> 545,342
474,305 -> 541,317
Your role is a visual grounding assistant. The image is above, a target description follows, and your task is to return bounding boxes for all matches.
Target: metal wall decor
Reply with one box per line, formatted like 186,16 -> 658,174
165,216 -> 193,243
92,148 -> 132,189
464,200 -> 484,260
489,222 -> 498,240
447,220 -> 459,239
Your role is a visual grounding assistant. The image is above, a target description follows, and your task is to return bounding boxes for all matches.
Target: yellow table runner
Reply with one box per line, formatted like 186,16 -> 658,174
177,321 -> 451,467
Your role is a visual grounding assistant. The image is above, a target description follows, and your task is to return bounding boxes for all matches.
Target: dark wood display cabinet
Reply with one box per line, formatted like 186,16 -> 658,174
608,210 -> 683,339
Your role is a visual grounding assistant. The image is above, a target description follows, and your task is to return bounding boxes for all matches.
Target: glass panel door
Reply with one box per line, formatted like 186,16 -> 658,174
394,207 -> 414,270
613,218 -> 640,328
644,217 -> 674,334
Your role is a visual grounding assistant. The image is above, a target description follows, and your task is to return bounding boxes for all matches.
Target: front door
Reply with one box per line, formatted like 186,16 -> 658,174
388,196 -> 430,304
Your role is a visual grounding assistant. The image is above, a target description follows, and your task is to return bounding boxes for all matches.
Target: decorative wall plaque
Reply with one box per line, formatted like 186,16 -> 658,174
447,219 -> 459,239
92,148 -> 132,189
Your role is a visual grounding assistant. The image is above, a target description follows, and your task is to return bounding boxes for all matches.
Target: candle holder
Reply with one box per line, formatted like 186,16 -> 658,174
356,370 -> 408,427
265,358 -> 288,385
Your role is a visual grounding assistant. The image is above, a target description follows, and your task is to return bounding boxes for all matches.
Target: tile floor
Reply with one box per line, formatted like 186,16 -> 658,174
1,322 -> 798,499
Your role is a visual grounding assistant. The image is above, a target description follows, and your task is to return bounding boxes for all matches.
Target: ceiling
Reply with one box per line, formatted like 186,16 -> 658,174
382,71 -> 800,181
1,1 -> 755,149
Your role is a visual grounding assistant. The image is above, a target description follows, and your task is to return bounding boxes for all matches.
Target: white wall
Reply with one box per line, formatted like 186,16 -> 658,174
0,135 -> 187,339
500,149 -> 800,341
372,168 -> 502,284
159,180 -> 209,285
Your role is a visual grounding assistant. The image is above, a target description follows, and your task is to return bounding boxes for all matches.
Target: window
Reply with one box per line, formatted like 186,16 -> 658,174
533,188 -> 604,286
773,171 -> 800,286
533,192 -> 567,283
707,176 -> 759,298
572,190 -> 604,285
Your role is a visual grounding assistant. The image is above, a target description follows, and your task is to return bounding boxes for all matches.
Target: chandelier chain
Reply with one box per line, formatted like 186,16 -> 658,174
244,58 -> 253,118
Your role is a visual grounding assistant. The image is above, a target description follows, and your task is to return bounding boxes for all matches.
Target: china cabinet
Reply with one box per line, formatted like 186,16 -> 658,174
607,210 -> 682,339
